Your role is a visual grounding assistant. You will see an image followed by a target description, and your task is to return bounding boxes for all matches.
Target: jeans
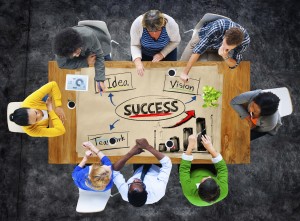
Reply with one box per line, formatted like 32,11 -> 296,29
251,130 -> 269,140
104,54 -> 112,61
141,48 -> 178,61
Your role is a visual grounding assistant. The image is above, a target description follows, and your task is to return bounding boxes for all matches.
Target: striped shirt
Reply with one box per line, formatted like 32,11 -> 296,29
141,27 -> 170,56
193,19 -> 250,67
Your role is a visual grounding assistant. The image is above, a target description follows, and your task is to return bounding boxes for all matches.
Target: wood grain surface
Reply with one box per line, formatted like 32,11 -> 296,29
48,61 -> 250,164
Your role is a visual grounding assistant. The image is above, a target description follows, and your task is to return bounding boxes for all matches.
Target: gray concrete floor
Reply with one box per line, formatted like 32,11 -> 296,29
0,0 -> 299,220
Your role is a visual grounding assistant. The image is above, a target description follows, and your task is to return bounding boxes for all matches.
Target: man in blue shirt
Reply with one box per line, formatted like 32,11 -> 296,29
180,18 -> 250,82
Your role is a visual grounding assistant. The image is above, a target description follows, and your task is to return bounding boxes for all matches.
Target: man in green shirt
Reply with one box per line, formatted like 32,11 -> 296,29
179,135 -> 228,206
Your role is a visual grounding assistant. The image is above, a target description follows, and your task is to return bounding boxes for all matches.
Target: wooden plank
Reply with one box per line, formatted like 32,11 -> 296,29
104,61 -> 221,68
48,61 -> 250,164
220,61 -> 250,164
48,61 -> 78,164
83,156 -> 212,164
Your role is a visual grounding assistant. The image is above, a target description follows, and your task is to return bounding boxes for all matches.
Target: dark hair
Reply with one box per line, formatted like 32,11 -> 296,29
9,108 -> 30,126
142,10 -> 166,31
253,92 -> 280,116
224,27 -> 244,46
128,189 -> 148,207
53,28 -> 83,57
198,178 -> 220,202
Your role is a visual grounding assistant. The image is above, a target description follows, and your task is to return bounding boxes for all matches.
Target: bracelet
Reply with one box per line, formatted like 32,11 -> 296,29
224,56 -> 230,60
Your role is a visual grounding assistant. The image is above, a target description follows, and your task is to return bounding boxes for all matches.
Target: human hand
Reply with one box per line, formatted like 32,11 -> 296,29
180,73 -> 189,83
201,135 -> 215,153
134,58 -> 144,76
82,141 -> 97,152
218,46 -> 229,59
46,97 -> 53,111
128,144 -> 145,156
85,150 -> 93,158
152,53 -> 164,62
87,54 -> 96,67
55,107 -> 65,124
97,81 -> 106,93
136,138 -> 151,149
187,135 -> 197,150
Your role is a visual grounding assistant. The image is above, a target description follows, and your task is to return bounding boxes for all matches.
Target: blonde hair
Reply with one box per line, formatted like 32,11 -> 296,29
142,10 -> 166,31
86,163 -> 112,191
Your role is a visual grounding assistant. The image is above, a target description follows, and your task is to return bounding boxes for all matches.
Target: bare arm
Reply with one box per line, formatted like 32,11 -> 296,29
78,150 -> 93,167
201,135 -> 218,158
180,53 -> 201,82
223,57 -> 237,68
136,138 -> 165,161
145,145 -> 164,161
113,145 -> 144,171
185,135 -> 197,155
183,53 -> 201,76
82,141 -> 105,159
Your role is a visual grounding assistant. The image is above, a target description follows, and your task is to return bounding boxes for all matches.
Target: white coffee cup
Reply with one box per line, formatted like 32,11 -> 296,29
165,140 -> 174,151
168,68 -> 176,77
67,100 -> 76,109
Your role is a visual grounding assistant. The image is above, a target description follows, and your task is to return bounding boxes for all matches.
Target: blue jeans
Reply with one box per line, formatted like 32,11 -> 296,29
104,54 -> 112,61
251,130 -> 269,140
141,48 -> 177,61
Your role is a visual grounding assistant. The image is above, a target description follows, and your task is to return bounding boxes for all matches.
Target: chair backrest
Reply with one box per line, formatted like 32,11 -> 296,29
7,102 -> 25,133
192,13 -> 231,37
262,87 -> 293,117
78,20 -> 112,56
76,188 -> 111,213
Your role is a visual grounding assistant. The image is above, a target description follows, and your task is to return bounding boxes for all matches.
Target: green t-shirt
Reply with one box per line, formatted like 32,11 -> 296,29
179,158 -> 228,206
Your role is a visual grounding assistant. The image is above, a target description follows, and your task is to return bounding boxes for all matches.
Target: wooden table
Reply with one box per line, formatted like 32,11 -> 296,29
48,61 -> 250,164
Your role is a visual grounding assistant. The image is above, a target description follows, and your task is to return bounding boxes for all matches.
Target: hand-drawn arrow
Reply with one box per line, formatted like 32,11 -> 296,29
163,110 -> 196,128
109,119 -> 120,130
185,96 -> 197,104
108,93 -> 116,106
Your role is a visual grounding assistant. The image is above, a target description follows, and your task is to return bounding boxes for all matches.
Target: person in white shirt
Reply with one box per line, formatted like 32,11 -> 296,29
113,138 -> 172,207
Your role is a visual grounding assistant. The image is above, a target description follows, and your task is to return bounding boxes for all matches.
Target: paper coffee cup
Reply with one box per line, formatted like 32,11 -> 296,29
67,100 -> 76,109
168,68 -> 176,77
165,140 -> 174,151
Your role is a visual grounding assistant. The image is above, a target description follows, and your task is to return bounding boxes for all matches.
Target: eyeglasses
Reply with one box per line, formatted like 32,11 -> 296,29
128,181 -> 146,189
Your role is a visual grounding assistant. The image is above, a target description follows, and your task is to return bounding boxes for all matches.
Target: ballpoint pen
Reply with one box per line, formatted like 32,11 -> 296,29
196,128 -> 206,137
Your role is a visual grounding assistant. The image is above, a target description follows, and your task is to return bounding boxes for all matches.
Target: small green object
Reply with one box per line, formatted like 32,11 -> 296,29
202,86 -> 222,108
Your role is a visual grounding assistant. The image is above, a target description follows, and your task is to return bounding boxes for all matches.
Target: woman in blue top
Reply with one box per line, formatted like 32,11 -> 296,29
72,141 -> 113,191
131,10 -> 181,76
